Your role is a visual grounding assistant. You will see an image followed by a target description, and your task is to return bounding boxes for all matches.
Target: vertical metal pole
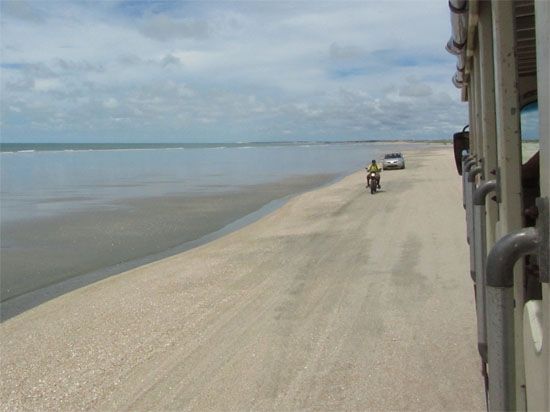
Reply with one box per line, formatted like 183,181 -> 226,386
463,157 -> 469,208
465,162 -> 478,281
469,168 -> 483,283
486,228 -> 541,412
491,0 -> 525,409
474,202 -> 488,358
474,179 -> 498,365
537,1 -> 550,198
469,81 -> 477,157
468,34 -> 483,288
464,157 -> 476,209
478,0 -> 498,249
534,1 -> 550,409
492,2 -> 523,234
486,286 -> 516,410
474,48 -> 484,160
468,178 -> 476,281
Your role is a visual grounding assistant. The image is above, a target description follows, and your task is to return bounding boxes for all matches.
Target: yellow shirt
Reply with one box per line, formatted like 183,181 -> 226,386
367,163 -> 381,173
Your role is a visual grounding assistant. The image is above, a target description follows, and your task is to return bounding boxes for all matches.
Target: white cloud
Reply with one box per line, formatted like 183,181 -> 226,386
160,54 -> 181,67
329,43 -> 366,61
139,14 -> 210,41
33,78 -> 62,92
1,0 -> 45,23
171,50 -> 216,70
103,98 -> 119,109
399,77 -> 434,98
0,1 -> 466,141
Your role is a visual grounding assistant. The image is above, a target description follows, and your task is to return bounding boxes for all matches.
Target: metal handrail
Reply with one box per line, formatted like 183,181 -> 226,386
485,227 -> 540,411
471,180 -> 497,362
464,158 -> 478,172
486,227 -> 540,287
461,154 -> 475,209
468,166 -> 483,182
463,159 -> 479,281
473,180 -> 497,206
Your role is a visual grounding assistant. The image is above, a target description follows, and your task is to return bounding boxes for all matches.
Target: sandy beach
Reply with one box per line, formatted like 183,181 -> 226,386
0,147 -> 485,411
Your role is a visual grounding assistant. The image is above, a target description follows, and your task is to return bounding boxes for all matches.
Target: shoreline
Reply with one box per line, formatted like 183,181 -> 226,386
4,140 -> 428,308
1,146 -> 484,410
1,173 -> 340,320
1,143 -> 448,319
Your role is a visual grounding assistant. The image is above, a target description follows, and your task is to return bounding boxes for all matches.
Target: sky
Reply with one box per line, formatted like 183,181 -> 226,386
0,0 -> 470,143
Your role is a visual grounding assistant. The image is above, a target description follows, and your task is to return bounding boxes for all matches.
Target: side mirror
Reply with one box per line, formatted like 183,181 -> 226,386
453,125 -> 470,175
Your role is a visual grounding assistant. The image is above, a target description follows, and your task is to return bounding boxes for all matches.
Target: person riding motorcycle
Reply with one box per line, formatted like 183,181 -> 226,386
366,159 -> 381,189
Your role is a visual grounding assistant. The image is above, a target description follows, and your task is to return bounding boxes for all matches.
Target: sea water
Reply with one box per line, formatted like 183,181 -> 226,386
0,141 -> 418,318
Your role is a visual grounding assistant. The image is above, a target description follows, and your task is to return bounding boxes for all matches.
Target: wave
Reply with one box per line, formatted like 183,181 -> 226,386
0,140 -> 378,154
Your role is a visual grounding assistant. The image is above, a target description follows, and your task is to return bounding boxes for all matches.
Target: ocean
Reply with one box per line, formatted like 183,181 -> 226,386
0,141 -> 419,319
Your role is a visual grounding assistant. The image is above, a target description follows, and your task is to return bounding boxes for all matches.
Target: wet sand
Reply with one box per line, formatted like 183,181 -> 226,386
0,147 -> 485,411
1,174 -> 334,318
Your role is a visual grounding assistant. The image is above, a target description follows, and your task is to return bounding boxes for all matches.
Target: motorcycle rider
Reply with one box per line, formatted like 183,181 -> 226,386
366,159 -> 381,189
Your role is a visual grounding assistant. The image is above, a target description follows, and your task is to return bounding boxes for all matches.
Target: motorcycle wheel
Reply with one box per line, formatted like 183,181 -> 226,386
370,179 -> 377,194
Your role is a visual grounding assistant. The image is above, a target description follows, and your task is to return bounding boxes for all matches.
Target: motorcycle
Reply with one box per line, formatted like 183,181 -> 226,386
367,171 -> 379,194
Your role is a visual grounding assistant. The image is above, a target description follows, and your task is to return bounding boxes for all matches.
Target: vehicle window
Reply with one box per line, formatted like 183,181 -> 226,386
520,101 -> 539,163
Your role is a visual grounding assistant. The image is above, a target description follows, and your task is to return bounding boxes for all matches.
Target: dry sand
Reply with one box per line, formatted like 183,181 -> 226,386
0,147 -> 485,411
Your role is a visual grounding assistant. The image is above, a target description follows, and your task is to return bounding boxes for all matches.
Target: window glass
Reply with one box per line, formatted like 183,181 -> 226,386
521,101 -> 539,163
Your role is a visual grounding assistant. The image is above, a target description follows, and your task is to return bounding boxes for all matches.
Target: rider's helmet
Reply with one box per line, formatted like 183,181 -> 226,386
371,159 -> 376,163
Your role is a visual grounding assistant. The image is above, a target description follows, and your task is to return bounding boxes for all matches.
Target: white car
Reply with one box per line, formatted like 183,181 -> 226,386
382,153 -> 405,170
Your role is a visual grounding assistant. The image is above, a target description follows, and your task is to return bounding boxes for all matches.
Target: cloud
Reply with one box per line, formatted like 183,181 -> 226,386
399,78 -> 433,97
103,98 -> 119,109
1,0 -> 45,23
139,14 -> 209,41
33,78 -> 62,92
0,1 -> 466,141
329,43 -> 365,61
55,59 -> 104,73
160,54 -> 181,67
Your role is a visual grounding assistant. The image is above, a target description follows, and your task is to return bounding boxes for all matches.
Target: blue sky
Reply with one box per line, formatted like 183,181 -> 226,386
0,0 -> 469,142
